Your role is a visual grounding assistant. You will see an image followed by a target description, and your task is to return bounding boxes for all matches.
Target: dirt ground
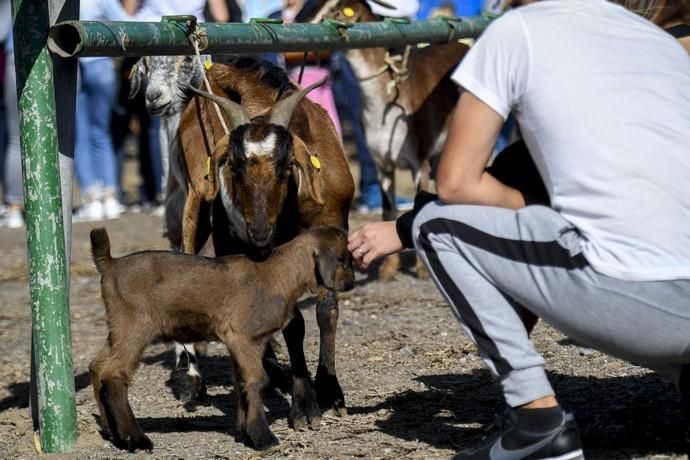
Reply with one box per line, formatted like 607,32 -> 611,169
1,167 -> 689,459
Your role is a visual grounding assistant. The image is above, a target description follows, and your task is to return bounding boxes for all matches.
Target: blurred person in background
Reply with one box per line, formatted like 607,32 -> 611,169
1,26 -> 23,228
0,0 -> 9,224
72,0 -> 133,222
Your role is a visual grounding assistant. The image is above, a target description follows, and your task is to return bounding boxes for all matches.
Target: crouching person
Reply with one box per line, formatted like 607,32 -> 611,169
348,0 -> 690,458
88,226 -> 353,452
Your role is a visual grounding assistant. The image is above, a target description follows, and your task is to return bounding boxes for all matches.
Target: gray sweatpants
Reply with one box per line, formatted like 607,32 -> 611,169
412,203 -> 690,407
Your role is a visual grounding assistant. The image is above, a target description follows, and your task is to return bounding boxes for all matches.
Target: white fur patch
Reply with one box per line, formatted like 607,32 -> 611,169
243,133 -> 277,158
174,343 -> 201,376
219,165 -> 249,241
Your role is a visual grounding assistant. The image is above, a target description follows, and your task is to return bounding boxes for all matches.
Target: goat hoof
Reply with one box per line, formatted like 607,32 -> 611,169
126,434 -> 153,452
289,409 -> 321,431
315,367 -> 346,414
250,430 -> 279,451
290,414 -> 309,431
170,369 -> 207,402
290,377 -> 322,430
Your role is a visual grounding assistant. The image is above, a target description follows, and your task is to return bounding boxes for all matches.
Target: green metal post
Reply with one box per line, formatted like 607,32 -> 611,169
12,0 -> 77,453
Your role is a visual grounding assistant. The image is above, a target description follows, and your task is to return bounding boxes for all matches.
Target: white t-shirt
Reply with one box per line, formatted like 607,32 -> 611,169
452,0 -> 690,281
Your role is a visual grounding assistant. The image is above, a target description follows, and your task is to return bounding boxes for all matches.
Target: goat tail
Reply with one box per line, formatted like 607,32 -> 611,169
90,227 -> 112,274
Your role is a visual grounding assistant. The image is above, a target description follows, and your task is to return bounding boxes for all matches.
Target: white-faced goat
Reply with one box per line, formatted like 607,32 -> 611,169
307,0 -> 470,279
129,55 -> 204,250
89,226 -> 354,452
171,58 -> 355,426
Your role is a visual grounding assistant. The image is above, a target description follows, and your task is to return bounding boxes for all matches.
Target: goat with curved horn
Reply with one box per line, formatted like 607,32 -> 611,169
184,85 -> 251,128
269,76 -> 329,128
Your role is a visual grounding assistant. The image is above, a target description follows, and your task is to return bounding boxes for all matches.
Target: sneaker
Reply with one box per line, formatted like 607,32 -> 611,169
73,201 -> 104,222
395,196 -> 414,211
453,408 -> 584,460
4,208 -> 24,229
103,197 -> 124,220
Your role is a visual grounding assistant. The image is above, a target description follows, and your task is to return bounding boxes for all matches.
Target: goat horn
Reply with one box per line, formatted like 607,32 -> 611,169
269,76 -> 329,129
185,85 -> 251,128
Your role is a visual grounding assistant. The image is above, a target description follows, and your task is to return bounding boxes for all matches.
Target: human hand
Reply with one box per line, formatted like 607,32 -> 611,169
348,221 -> 403,270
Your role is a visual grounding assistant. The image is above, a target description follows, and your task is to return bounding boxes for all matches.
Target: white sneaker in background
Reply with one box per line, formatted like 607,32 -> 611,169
5,208 -> 24,229
73,201 -> 104,222
103,197 -> 124,220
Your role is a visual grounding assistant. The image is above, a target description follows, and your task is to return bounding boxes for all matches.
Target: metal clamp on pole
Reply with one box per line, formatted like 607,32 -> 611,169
323,18 -> 353,39
162,15 -> 208,52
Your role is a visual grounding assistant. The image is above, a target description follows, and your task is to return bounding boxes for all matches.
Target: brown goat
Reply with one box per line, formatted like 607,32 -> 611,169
306,0 -> 469,279
172,58 -> 355,422
88,226 -> 354,452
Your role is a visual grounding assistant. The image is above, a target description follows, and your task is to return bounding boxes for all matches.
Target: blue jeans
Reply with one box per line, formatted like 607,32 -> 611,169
3,51 -> 22,205
330,52 -> 378,196
75,58 -> 118,193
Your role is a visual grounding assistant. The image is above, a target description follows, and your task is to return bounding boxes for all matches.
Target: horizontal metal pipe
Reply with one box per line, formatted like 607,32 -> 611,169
47,15 -> 493,58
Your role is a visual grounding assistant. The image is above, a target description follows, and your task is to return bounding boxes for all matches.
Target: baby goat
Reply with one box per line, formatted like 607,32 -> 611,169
88,226 -> 354,452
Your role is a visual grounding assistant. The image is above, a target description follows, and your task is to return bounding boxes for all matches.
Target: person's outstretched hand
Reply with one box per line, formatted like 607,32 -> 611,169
348,221 -> 403,270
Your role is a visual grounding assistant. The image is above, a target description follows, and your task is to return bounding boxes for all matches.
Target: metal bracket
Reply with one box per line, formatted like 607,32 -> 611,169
323,18 -> 353,39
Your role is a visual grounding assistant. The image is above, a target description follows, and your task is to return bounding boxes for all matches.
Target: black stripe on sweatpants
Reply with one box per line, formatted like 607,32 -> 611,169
418,224 -> 513,375
417,217 -> 588,376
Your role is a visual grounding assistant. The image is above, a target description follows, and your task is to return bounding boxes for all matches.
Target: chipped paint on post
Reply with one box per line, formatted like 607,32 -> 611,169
12,0 -> 77,453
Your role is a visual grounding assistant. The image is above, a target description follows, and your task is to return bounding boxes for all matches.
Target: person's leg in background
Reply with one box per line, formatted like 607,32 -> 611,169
73,61 -> 104,221
0,44 -> 6,195
111,57 -> 135,205
134,99 -> 163,211
84,57 -> 122,219
2,49 -> 24,228
331,51 -> 391,214
147,115 -> 164,215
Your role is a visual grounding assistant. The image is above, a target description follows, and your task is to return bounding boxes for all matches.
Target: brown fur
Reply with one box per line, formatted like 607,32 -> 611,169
89,227 -> 354,452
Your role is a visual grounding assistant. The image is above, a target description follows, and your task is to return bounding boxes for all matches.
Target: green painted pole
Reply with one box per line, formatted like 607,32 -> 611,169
12,0 -> 77,453
47,15 -> 494,58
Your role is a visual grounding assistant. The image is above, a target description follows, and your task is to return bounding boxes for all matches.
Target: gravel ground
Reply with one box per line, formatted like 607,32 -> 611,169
0,209 -> 689,460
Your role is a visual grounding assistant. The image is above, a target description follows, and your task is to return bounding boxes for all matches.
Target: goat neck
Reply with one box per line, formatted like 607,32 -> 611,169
263,233 -> 321,301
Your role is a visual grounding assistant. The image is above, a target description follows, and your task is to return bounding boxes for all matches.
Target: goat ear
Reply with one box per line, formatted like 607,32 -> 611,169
128,58 -> 146,100
291,137 -> 324,206
204,134 -> 231,201
314,245 -> 339,290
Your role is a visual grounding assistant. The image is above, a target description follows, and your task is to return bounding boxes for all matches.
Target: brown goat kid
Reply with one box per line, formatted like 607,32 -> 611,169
88,227 -> 354,452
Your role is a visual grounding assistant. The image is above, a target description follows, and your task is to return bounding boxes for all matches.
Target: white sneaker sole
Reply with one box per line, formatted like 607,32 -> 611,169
544,449 -> 585,460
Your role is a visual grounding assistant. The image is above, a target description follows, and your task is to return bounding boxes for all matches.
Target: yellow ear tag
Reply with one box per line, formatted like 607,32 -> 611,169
204,58 -> 213,70
128,65 -> 136,80
206,156 -> 211,177
310,155 -> 321,170
343,7 -> 355,17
